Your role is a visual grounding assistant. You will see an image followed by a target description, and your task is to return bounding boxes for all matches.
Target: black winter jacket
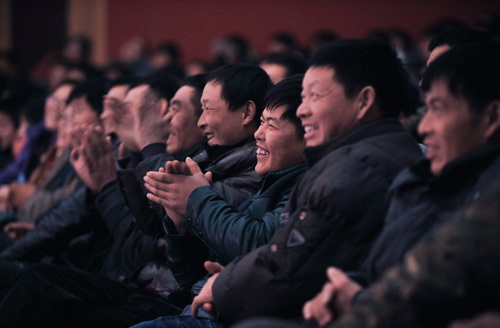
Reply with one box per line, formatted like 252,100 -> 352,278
165,164 -> 306,289
212,118 -> 424,323
360,140 -> 500,283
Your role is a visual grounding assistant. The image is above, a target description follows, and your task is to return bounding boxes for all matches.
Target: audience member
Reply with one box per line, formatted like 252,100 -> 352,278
259,53 -> 306,85
149,39 -> 423,328
133,74 -> 308,328
301,41 -> 500,327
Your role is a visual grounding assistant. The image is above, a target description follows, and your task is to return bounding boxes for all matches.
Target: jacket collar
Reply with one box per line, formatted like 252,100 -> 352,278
303,118 -> 404,167
408,141 -> 500,191
259,163 -> 307,192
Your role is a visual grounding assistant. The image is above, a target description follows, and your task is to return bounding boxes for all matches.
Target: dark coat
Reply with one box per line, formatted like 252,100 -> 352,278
212,118 -> 424,324
339,170 -> 500,328
361,141 -> 500,283
166,164 -> 306,289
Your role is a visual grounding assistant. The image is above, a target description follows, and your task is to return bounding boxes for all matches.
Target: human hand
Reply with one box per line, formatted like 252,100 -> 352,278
4,221 -> 35,241
144,157 -> 211,215
70,125 -> 117,192
132,94 -> 170,150
192,261 -> 225,316
303,267 -> 362,326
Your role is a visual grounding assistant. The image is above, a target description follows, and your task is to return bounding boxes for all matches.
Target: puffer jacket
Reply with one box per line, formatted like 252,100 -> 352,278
361,140 -> 500,283
166,164 -> 306,289
212,118 -> 424,324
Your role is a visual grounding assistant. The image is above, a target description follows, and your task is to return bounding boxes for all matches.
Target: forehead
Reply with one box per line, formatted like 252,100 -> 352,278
201,82 -> 224,104
53,84 -> 73,100
263,105 -> 286,120
172,85 -> 195,103
303,66 -> 335,88
106,85 -> 129,99
125,84 -> 149,102
424,78 -> 454,102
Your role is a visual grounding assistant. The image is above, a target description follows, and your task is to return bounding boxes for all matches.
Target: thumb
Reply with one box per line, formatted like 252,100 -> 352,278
186,157 -> 203,175
204,171 -> 213,185
204,261 -> 224,274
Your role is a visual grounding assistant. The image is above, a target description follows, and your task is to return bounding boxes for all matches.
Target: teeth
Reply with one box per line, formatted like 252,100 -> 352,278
304,125 -> 317,133
206,133 -> 214,140
256,148 -> 269,156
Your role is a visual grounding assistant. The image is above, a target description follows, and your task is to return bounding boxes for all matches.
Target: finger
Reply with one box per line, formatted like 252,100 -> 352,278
145,171 -> 176,184
186,157 -> 203,175
204,171 -> 213,185
303,301 -> 314,320
202,302 -> 215,314
165,161 -> 175,174
170,161 -> 183,175
191,296 -> 203,316
204,261 -> 224,274
146,193 -> 169,208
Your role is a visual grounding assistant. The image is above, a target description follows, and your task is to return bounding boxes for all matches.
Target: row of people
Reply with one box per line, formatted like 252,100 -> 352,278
0,32 -> 498,328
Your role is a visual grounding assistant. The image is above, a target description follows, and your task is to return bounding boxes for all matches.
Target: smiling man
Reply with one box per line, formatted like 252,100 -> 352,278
166,39 -> 424,327
133,75 -> 307,328
299,42 -> 500,328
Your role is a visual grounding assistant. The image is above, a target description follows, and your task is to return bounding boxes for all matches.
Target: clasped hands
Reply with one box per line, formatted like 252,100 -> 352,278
70,124 -> 117,193
144,157 -> 212,233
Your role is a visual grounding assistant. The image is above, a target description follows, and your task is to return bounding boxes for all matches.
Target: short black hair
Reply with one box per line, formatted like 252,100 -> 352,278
67,77 -> 109,115
428,27 -> 494,52
309,39 -> 416,118
141,74 -> 179,102
206,64 -> 272,124
421,41 -> 500,115
264,74 -> 304,139
182,73 -> 207,117
260,53 -> 306,79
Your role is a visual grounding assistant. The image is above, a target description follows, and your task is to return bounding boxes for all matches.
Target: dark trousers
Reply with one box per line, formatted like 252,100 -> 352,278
0,263 -> 182,328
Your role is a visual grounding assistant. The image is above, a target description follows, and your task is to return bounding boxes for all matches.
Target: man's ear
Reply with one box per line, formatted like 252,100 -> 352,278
355,86 -> 377,121
484,100 -> 500,140
242,100 -> 257,126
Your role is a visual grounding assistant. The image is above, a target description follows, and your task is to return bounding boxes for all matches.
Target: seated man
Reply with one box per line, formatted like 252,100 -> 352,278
138,75 -> 307,307
302,42 -> 500,327
135,39 -> 424,328
0,65 -> 272,328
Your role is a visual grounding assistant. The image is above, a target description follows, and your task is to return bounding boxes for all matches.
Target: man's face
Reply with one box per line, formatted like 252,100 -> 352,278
101,85 -> 129,135
198,81 -> 249,146
297,67 -> 358,147
260,63 -> 287,85
165,86 -> 204,155
45,84 -> 73,131
419,79 -> 490,175
254,106 -> 305,175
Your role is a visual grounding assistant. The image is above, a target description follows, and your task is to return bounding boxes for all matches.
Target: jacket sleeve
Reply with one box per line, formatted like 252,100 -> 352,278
163,220 -> 208,289
95,181 -> 163,269
117,153 -> 172,238
186,186 -> 285,264
1,186 -> 95,262
16,176 -> 81,224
